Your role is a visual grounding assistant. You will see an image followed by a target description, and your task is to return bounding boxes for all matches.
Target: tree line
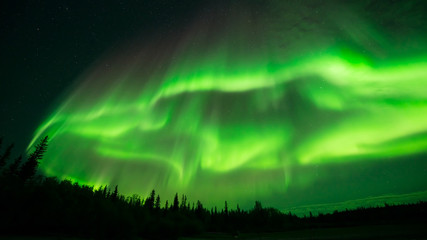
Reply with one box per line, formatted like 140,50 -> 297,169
0,136 -> 426,239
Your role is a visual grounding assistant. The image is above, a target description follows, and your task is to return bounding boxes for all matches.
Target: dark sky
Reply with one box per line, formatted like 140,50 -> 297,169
0,0 -> 205,150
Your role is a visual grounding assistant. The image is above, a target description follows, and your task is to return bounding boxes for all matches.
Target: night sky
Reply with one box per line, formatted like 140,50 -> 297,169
2,0 -> 427,215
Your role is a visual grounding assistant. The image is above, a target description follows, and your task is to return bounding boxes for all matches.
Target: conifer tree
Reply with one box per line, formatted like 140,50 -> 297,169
172,193 -> 179,211
0,143 -> 13,169
155,194 -> 161,210
102,186 -> 108,198
145,189 -> 156,209
19,136 -> 48,181
196,201 -> 203,212
6,155 -> 22,176
164,200 -> 169,210
111,185 -> 119,201
180,194 -> 187,210
254,201 -> 263,212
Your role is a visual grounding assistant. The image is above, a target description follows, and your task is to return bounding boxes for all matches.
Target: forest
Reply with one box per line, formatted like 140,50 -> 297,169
0,136 -> 426,239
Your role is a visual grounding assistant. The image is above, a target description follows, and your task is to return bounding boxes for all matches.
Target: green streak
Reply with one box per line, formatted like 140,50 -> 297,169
28,1 -> 427,211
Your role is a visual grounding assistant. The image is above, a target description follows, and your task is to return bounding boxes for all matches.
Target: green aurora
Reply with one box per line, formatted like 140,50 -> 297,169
28,1 -> 427,212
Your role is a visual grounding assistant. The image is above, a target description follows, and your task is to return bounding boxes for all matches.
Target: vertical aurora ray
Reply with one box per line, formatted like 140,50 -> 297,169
28,1 -> 427,210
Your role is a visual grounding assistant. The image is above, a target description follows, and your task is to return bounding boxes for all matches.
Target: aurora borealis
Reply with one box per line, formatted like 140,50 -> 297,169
25,1 -> 427,212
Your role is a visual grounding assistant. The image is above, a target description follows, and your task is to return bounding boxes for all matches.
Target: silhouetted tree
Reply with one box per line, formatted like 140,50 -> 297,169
172,193 -> 179,211
155,194 -> 161,210
224,201 -> 229,216
0,143 -> 13,169
180,194 -> 187,210
254,201 -> 263,212
196,200 -> 203,216
19,136 -> 48,181
5,155 -> 22,176
111,185 -> 119,201
102,185 -> 108,198
164,200 -> 169,210
145,189 -> 155,210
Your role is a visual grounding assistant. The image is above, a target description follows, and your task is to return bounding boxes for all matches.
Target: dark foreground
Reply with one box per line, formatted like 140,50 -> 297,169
182,224 -> 427,240
2,224 -> 426,240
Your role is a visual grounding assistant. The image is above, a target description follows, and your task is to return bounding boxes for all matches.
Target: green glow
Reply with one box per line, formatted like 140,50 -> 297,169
28,1 -> 427,211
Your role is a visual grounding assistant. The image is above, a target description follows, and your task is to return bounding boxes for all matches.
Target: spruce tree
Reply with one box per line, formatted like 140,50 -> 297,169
164,200 -> 169,210
172,193 -> 179,211
155,194 -> 161,210
0,143 -> 13,169
6,155 -> 22,177
180,194 -> 187,210
145,189 -> 155,209
19,136 -> 48,181
111,185 -> 119,201
102,186 -> 108,198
